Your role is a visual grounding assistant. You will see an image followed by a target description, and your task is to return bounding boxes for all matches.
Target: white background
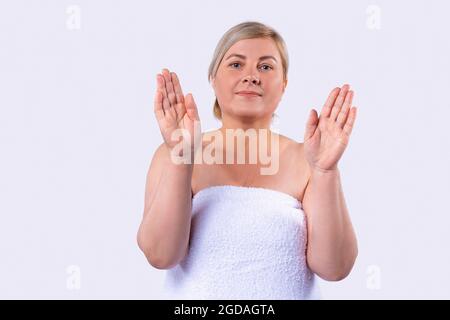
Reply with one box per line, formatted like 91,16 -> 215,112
1,0 -> 449,299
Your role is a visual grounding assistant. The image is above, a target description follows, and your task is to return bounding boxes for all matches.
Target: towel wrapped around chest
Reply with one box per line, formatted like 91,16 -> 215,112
163,185 -> 321,300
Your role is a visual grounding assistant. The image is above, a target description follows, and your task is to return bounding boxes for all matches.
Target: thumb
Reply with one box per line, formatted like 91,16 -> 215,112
304,109 -> 319,141
185,93 -> 200,121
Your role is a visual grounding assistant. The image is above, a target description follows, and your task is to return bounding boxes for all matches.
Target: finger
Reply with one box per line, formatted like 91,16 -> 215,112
159,73 -> 171,113
304,109 -> 319,141
171,72 -> 185,105
336,90 -> 353,128
320,87 -> 340,118
154,90 -> 165,121
330,84 -> 350,121
171,72 -> 186,122
185,93 -> 200,121
173,92 -> 186,123
343,106 -> 357,137
162,68 -> 177,107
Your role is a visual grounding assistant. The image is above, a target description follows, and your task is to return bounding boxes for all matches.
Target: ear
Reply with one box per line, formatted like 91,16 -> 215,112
282,78 -> 288,93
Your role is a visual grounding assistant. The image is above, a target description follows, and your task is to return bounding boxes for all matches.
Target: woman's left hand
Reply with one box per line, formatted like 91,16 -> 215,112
303,84 -> 357,172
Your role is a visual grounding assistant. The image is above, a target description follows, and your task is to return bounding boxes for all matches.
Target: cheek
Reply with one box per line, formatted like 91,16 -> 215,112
264,81 -> 284,97
217,78 -> 237,98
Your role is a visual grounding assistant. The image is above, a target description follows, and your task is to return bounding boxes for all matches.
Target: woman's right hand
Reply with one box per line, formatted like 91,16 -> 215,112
154,68 -> 202,160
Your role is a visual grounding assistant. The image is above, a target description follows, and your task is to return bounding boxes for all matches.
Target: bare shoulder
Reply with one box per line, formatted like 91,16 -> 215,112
276,133 -> 306,164
276,133 -> 312,202
191,130 -> 217,192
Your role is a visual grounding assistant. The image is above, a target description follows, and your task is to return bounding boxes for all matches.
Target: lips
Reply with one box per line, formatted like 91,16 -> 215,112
236,91 -> 262,97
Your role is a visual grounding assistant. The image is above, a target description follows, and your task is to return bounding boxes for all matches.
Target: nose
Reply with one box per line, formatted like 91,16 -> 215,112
242,74 -> 260,85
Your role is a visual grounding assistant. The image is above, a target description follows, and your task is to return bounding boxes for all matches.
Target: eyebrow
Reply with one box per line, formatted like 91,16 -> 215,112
224,53 -> 278,63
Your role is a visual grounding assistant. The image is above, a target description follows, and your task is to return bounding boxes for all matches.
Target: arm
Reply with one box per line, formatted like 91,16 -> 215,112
137,144 -> 193,270
302,166 -> 358,281
301,84 -> 358,281
137,68 -> 201,270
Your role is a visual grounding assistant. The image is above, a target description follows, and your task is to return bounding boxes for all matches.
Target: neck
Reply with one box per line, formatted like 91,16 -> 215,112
219,113 -> 273,132
216,118 -> 279,170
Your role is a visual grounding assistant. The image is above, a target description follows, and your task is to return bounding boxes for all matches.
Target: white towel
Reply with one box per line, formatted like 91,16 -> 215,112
163,185 -> 321,300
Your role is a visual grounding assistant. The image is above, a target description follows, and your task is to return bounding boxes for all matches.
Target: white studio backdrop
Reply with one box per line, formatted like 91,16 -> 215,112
0,0 -> 449,299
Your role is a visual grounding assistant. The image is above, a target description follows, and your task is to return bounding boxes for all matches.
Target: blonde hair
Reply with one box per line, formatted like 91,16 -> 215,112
208,21 -> 289,120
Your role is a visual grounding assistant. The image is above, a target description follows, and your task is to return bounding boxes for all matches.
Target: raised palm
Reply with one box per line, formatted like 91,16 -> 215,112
303,84 -> 357,172
154,68 -> 201,159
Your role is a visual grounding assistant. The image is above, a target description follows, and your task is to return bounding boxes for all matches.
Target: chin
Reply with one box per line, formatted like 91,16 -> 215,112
232,107 -> 262,117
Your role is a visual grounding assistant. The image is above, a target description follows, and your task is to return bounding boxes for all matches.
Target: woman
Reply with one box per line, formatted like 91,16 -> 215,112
137,21 -> 358,300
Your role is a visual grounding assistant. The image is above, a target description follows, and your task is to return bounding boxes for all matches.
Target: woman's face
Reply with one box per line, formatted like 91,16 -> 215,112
212,37 -> 287,121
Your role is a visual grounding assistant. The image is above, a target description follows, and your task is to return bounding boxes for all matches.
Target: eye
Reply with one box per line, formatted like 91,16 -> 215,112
228,62 -> 273,71
260,64 -> 273,71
